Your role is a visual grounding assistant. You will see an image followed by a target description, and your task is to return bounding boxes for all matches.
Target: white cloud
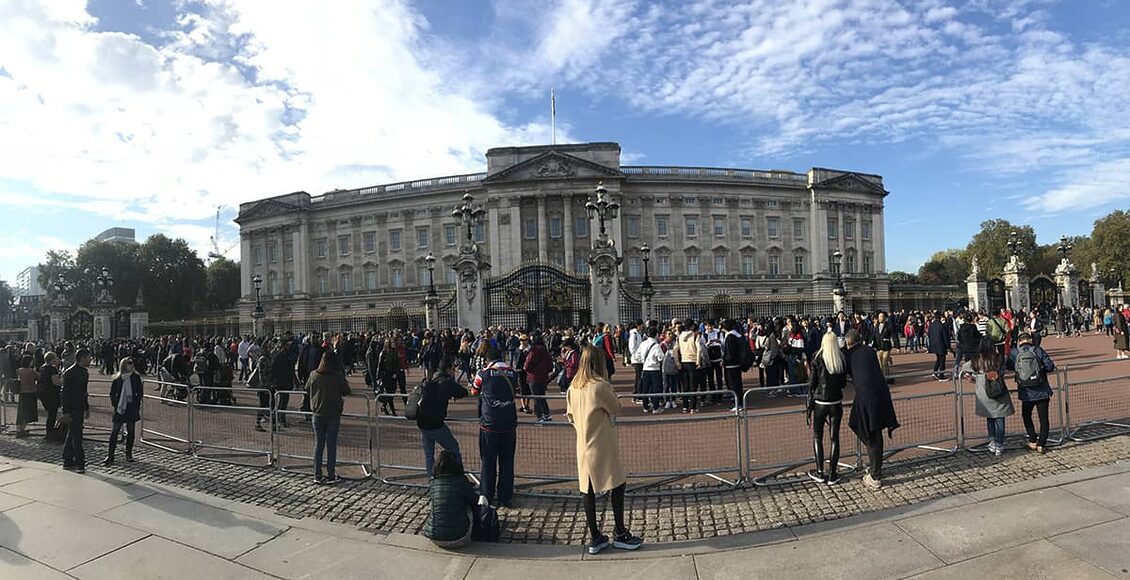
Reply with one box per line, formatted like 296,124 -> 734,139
1025,157 -> 1130,213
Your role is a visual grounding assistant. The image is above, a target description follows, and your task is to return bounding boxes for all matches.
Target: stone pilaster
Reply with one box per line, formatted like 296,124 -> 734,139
589,239 -> 622,325
453,242 -> 490,332
966,258 -> 988,313
1054,259 -> 1079,308
1002,256 -> 1030,312
130,311 -> 149,339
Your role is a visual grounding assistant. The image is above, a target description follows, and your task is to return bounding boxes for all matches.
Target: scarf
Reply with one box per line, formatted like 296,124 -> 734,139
116,372 -> 134,415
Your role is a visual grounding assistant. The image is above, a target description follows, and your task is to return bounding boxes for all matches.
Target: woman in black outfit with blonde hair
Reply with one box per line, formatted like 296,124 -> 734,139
807,331 -> 847,485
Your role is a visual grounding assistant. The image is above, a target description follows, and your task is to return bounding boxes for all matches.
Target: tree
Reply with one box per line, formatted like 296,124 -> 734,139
1090,210 -> 1130,286
918,249 -> 968,285
0,281 -> 14,318
37,250 -> 79,301
75,240 -> 141,306
204,257 -> 241,310
137,234 -> 207,320
888,271 -> 920,285
965,220 -> 1038,278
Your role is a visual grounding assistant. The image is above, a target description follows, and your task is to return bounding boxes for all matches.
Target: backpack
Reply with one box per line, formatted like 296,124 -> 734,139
1015,346 -> 1042,388
473,503 -> 501,542
987,318 -> 1006,343
707,342 -> 723,363
661,349 -> 678,375
404,380 -> 426,420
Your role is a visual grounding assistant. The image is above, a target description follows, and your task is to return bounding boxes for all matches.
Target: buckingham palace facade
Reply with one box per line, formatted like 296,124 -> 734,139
235,142 -> 889,332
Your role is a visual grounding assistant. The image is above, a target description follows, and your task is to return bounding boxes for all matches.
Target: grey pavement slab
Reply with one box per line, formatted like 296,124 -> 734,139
579,526 -> 796,561
236,528 -> 374,579
97,492 -> 286,559
0,490 -> 32,512
383,531 -> 583,560
693,522 -> 942,580
1,471 -> 153,515
0,546 -> 73,580
896,487 -> 1121,563
465,555 -> 698,580
0,501 -> 147,570
792,493 -> 978,540
1063,471 -> 1130,516
908,539 -> 1115,579
966,460 -> 1130,502
0,466 -> 51,487
70,535 -> 274,580
1049,517 -> 1130,577
298,543 -> 475,580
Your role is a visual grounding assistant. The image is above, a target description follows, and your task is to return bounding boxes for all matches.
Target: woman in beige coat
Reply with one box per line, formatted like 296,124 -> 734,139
567,344 -> 643,555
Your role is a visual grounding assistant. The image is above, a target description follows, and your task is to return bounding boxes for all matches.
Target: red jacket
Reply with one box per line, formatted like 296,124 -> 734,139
523,344 -> 553,384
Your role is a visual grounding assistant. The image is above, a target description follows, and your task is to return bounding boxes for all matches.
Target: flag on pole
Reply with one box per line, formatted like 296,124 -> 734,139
551,88 -> 557,145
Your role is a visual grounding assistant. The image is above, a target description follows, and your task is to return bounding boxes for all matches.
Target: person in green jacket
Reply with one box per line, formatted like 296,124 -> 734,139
424,450 -> 478,549
305,352 -> 349,485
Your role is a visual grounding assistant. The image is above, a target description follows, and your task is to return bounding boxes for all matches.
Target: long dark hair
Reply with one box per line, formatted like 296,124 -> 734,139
316,351 -> 341,374
433,449 -> 464,477
972,336 -> 1001,373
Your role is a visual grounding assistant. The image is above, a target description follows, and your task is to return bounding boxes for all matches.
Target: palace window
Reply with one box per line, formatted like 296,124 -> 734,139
657,255 -> 671,276
827,217 -> 838,240
575,216 -> 589,238
267,244 -> 277,264
767,200 -> 778,209
627,257 -> 641,278
795,254 -> 806,275
444,225 -> 457,246
316,273 -> 327,294
268,272 -> 279,295
687,254 -> 699,276
741,254 -> 754,276
740,217 -> 752,238
574,255 -> 589,275
444,267 -> 457,285
338,235 -> 350,257
284,241 -> 294,262
845,251 -> 857,274
549,216 -> 562,239
524,217 -> 537,240
767,217 -> 780,240
713,216 -> 725,237
339,271 -> 353,292
844,218 -> 854,241
626,215 -> 640,238
862,220 -> 872,241
417,264 -> 429,287
685,216 -> 698,238
655,215 -> 669,238
713,254 -> 726,275
389,229 -> 402,251
416,226 -> 429,250
474,222 -> 486,243
315,239 -> 327,259
253,246 -> 262,266
285,273 -> 295,294
863,252 -> 873,274
390,266 -> 404,287
793,218 -> 805,241
364,267 -> 378,290
768,254 -> 781,276
363,231 -> 376,253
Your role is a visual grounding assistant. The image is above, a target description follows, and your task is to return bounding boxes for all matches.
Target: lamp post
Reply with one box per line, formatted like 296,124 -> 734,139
831,249 -> 846,313
585,181 -> 620,244
639,243 -> 654,322
1006,230 -> 1020,261
640,243 -> 652,291
451,191 -> 487,246
1057,235 -> 1073,263
425,252 -> 437,298
251,273 -> 264,336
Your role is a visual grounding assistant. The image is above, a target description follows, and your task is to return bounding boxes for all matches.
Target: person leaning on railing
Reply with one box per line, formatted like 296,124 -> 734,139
471,342 -> 518,508
1007,332 -> 1056,454
806,331 -> 847,486
418,357 -> 469,476
844,330 -> 899,491
306,351 -> 349,485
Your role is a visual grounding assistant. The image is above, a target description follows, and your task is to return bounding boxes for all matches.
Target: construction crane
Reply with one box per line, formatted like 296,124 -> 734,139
208,206 -> 238,262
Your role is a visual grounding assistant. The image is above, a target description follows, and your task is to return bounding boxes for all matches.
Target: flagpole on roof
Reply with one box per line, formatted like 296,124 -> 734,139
551,88 -> 556,145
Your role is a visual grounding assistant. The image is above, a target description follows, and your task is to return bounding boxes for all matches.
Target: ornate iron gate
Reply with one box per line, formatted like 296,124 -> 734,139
437,291 -> 458,329
112,310 -> 131,339
1031,276 -> 1058,310
987,278 -> 1006,313
484,264 -> 590,330
1077,279 -> 1092,308
69,310 -> 93,339
619,286 -> 642,324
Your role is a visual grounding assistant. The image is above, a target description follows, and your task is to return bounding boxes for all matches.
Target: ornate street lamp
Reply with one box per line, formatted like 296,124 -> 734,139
640,243 -> 652,291
831,249 -> 844,291
252,273 -> 264,314
451,191 -> 487,245
584,181 -> 620,242
425,252 -> 437,298
1006,230 -> 1020,260
1057,235 -> 1073,262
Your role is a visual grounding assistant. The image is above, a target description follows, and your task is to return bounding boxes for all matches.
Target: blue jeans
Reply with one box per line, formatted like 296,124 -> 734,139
421,425 -> 462,476
313,415 -> 340,478
986,417 -> 1005,447
479,430 -> 516,505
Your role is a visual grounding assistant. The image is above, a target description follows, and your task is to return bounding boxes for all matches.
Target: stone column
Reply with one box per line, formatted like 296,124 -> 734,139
966,258 -> 987,312
563,194 -> 574,271
1002,256 -> 1030,312
27,319 -> 38,341
93,311 -> 110,340
130,311 -> 149,339
537,195 -> 548,263
641,285 -> 655,323
589,241 -> 622,325
832,287 -> 847,314
1054,260 -> 1079,309
240,232 -> 253,298
488,205 -> 501,272
296,221 -> 310,296
454,244 -> 489,332
424,294 -> 439,330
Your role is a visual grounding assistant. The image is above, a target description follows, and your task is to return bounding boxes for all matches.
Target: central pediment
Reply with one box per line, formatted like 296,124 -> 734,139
481,151 -> 624,184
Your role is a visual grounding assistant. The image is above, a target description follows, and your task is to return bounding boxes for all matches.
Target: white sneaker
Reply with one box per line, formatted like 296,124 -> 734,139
863,473 -> 882,490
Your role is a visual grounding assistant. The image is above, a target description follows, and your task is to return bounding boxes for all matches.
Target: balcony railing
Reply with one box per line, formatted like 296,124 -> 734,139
349,172 -> 486,198
622,166 -> 808,183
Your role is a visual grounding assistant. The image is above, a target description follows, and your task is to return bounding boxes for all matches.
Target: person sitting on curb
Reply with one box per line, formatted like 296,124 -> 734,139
423,450 -> 479,550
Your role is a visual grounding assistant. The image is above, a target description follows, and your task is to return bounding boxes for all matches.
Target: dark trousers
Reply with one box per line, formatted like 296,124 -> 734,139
631,363 -> 643,396
724,366 -> 743,408
256,390 -> 272,425
866,429 -> 885,479
932,352 -> 947,376
62,413 -> 85,468
530,381 -> 550,419
239,358 -> 250,381
812,403 -> 843,475
641,370 -> 662,411
479,430 -> 516,505
1022,399 -> 1051,447
108,420 -> 135,459
680,362 -> 700,410
42,404 -> 59,441
313,414 -> 341,478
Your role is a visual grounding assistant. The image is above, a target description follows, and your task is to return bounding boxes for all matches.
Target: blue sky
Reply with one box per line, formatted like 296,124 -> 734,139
1,0 -> 1128,285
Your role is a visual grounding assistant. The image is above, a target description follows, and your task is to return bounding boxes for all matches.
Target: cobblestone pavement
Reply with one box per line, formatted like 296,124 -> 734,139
1,430 -> 1128,546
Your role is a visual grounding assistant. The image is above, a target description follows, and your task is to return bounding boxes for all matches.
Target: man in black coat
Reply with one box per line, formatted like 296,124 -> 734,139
871,312 -> 894,382
954,313 -> 982,375
927,312 -> 953,381
844,330 -> 899,491
61,349 -> 92,473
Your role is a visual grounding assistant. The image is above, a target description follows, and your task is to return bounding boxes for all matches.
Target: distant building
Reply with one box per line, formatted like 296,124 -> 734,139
93,227 -> 136,244
15,266 -> 43,298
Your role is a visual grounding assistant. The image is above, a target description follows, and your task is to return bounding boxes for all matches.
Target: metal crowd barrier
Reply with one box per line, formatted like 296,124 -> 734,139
273,390 -> 374,481
957,369 -> 1067,451
83,393 -> 115,441
1063,367 -> 1130,442
139,380 -> 192,453
189,385 -> 274,466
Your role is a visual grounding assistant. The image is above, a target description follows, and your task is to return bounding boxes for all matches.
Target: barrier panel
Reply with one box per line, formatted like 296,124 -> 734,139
958,369 -> 1066,450
273,390 -> 373,480
1063,368 -> 1130,442
618,390 -> 742,491
84,393 -> 115,441
190,386 -> 274,466
743,384 -> 860,486
140,380 -> 191,453
882,389 -> 960,462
